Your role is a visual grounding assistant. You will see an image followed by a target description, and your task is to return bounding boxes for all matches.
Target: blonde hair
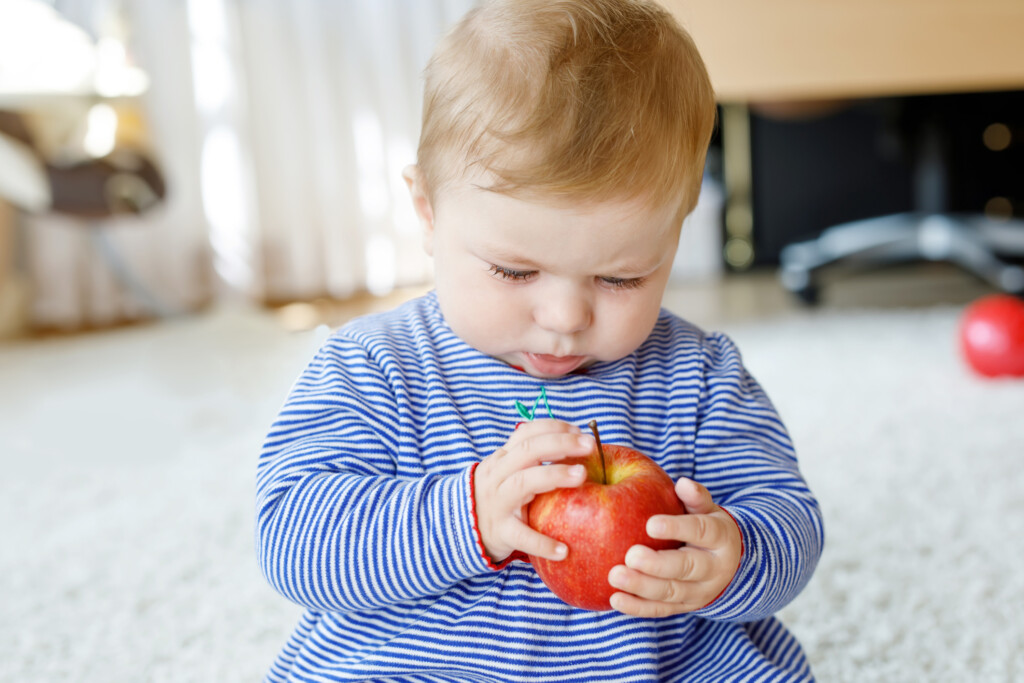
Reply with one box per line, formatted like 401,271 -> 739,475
417,0 -> 716,219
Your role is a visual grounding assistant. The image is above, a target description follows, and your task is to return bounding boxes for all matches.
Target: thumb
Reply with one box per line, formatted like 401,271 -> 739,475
675,477 -> 716,515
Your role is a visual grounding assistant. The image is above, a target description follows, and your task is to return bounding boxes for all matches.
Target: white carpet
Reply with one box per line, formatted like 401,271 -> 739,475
2,303 -> 1023,681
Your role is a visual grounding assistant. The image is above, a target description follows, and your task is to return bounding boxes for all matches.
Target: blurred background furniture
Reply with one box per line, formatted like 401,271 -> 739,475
1,0 -> 478,336
661,0 -> 1024,303
0,105 -> 169,335
0,0 -> 183,336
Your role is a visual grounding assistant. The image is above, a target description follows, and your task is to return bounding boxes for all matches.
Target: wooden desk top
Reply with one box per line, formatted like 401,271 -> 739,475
660,0 -> 1024,102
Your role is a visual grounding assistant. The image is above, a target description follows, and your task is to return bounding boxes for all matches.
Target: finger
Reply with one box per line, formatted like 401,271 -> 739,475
674,477 -> 716,514
608,591 -> 689,619
504,518 -> 569,562
607,565 -> 703,611
501,462 -> 588,506
483,421 -> 585,477
623,545 -> 714,582
498,419 -> 584,463
646,512 -> 727,550
495,432 -> 595,479
506,418 -> 580,446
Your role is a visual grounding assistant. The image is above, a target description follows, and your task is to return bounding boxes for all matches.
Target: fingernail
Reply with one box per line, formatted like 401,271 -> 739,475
577,435 -> 594,449
648,518 -> 665,536
554,544 -> 568,560
568,424 -> 581,434
570,464 -> 586,478
624,546 -> 645,568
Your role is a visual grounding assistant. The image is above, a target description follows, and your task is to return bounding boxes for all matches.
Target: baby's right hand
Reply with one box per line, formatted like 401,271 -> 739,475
474,419 -> 594,564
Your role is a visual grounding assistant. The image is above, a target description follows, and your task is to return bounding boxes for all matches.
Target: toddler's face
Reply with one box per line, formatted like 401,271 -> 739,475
409,171 -> 681,379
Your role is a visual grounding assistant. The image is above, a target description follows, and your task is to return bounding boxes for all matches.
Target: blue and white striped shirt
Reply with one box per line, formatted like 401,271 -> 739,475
257,292 -> 823,681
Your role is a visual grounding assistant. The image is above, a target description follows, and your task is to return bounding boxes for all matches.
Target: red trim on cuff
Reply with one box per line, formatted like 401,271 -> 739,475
468,461 -> 528,571
699,506 -> 745,610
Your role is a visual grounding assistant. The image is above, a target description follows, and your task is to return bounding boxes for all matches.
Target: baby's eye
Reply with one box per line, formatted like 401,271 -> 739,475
489,264 -> 536,282
599,276 -> 647,290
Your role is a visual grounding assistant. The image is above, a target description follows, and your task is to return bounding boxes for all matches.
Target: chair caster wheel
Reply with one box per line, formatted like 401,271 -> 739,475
793,285 -> 820,306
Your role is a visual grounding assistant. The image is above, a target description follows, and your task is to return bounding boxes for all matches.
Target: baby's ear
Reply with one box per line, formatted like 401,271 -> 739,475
402,165 -> 435,256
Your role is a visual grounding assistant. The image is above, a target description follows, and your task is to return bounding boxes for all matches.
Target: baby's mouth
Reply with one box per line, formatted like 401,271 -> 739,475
523,353 -> 587,376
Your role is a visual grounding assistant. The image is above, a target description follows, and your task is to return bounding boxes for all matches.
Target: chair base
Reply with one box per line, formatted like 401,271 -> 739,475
779,213 -> 1024,304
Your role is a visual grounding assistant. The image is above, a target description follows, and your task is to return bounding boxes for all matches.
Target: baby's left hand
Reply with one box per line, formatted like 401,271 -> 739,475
607,477 -> 742,618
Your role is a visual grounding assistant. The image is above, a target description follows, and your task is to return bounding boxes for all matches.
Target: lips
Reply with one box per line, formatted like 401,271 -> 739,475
524,353 -> 587,376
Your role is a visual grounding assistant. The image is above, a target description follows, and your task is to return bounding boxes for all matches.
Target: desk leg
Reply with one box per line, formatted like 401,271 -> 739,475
0,201 -> 31,337
720,104 -> 755,270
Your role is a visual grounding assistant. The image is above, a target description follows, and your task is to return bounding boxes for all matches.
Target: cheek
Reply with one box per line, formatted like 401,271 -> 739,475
436,276 -> 526,351
596,292 -> 664,356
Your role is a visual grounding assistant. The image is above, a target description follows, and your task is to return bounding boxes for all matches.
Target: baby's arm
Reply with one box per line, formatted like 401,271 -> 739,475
257,338 -> 502,613
684,332 -> 824,623
612,332 -> 823,621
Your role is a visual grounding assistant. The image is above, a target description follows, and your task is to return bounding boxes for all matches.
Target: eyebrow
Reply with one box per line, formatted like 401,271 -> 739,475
477,246 -> 540,269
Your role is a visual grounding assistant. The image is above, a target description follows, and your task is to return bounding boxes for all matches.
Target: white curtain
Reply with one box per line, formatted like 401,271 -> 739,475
13,0 -> 473,330
199,0 -> 472,302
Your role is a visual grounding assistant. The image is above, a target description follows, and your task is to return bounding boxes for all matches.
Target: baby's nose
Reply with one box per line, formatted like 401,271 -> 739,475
534,286 -> 593,335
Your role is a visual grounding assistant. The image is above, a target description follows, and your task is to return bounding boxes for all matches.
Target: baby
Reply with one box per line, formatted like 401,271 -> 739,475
256,0 -> 824,680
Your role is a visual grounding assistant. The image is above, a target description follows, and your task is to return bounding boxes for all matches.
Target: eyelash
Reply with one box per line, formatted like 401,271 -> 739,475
489,265 -> 535,282
488,265 -> 646,290
600,276 -> 647,290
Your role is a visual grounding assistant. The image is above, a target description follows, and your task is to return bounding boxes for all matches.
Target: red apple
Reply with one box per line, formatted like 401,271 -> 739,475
960,294 -> 1024,378
526,421 -> 685,611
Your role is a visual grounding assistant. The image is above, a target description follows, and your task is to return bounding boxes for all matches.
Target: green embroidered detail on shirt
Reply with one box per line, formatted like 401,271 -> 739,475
514,386 -> 554,421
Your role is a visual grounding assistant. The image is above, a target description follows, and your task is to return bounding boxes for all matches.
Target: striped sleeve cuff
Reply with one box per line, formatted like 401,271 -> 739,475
444,462 -> 499,579
691,504 -> 775,623
467,462 -> 530,571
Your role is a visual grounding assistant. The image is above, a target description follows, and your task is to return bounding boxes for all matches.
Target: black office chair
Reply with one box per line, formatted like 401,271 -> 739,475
778,106 -> 1024,304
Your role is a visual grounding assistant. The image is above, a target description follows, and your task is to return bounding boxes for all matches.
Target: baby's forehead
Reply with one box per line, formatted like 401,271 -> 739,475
436,165 -> 664,213
439,181 -> 682,243
439,191 -> 641,226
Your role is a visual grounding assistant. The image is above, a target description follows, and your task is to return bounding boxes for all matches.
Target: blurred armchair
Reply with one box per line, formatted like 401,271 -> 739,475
0,0 -> 167,336
0,109 -> 165,218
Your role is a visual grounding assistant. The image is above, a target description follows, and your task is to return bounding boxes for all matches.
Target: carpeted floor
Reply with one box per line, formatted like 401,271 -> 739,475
2,300 -> 1022,681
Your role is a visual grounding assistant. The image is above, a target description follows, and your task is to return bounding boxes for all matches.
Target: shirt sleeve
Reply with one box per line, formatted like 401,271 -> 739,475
688,332 -> 825,623
255,334 -> 490,613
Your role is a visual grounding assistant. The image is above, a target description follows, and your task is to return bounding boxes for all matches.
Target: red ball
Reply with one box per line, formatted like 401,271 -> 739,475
959,294 -> 1024,378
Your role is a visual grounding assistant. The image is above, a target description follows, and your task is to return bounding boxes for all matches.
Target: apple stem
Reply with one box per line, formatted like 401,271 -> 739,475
588,420 -> 606,485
